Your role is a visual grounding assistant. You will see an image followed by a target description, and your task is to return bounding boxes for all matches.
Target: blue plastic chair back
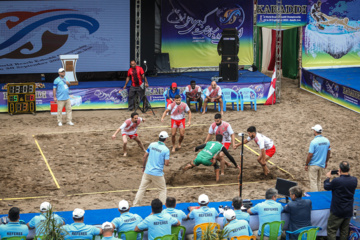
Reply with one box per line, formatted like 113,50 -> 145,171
163,89 -> 169,110
238,88 -> 257,111
202,89 -> 221,112
222,88 -> 239,112
285,226 -> 321,240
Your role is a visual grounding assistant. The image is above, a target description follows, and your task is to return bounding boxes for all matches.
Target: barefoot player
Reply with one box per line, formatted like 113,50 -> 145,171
112,112 -> 146,156
235,126 -> 276,175
183,135 -> 239,181
161,94 -> 191,152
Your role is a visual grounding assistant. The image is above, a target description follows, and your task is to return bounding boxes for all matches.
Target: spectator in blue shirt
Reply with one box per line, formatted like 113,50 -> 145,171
101,222 -> 117,240
305,124 -> 331,192
166,82 -> 180,107
223,197 -> 250,226
248,188 -> 283,239
223,209 -> 252,239
111,200 -> 142,240
0,207 -> 29,239
162,197 -> 187,240
135,199 -> 180,240
27,202 -> 65,236
61,208 -> 102,239
133,131 -> 170,206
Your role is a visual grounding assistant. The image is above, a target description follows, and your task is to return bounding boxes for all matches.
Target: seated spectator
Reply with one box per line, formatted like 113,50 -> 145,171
166,82 -> 180,107
27,202 -> 65,236
135,199 -> 180,240
202,81 -> 223,115
223,197 -> 250,226
283,186 -> 312,236
162,197 -> 187,240
61,208 -> 102,239
111,200 -> 142,240
101,222 -> 117,240
248,188 -> 283,240
0,207 -> 29,239
185,80 -> 202,111
223,209 -> 253,239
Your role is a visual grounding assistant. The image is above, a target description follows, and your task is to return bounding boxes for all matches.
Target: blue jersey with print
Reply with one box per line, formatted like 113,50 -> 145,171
28,213 -> 64,236
137,212 -> 178,240
223,209 -> 250,226
224,219 -> 253,238
53,76 -> 70,101
308,135 -> 330,168
189,206 -> 218,226
102,237 -> 118,240
162,208 -> 187,224
111,212 -> 142,240
0,222 -> 29,238
144,141 -> 170,176
250,200 -> 283,237
61,223 -> 101,239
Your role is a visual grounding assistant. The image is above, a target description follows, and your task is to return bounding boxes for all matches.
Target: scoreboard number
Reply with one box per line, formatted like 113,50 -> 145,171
7,83 -> 36,115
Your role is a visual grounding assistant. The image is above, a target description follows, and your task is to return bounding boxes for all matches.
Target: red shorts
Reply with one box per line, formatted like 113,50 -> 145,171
223,142 -> 231,150
171,118 -> 185,129
122,133 -> 138,139
265,145 -> 276,157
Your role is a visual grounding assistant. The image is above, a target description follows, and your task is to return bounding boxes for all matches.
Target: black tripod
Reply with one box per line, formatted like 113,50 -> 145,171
135,83 -> 155,115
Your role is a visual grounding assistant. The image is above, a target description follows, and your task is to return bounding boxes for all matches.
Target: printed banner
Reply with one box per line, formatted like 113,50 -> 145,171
256,0 -> 308,29
0,1 -> 130,74
161,0 -> 253,68
301,69 -> 360,113
302,0 -> 360,68
0,83 -> 270,113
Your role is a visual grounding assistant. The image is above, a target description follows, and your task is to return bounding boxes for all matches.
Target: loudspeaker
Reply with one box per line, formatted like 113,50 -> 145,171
219,62 -> 238,82
217,28 -> 239,56
155,53 -> 170,72
221,55 -> 239,62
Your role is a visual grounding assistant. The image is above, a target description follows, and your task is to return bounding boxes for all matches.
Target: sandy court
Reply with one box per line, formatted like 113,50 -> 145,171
0,76 -> 359,214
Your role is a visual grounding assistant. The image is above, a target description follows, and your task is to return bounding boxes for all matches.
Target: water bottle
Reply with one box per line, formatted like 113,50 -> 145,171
41,74 -> 45,81
353,209 -> 357,220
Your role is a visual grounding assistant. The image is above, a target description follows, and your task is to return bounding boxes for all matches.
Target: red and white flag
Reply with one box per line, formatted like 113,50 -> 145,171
265,70 -> 277,105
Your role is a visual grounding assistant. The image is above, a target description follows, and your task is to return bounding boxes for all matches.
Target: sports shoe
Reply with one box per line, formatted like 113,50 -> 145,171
67,122 -> 74,126
58,122 -> 63,126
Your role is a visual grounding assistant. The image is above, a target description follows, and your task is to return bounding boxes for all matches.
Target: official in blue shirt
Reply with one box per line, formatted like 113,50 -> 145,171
101,222 -> 118,240
305,124 -> 331,192
162,197 -> 187,240
53,68 -> 74,126
61,208 -> 102,239
111,200 -> 142,240
223,196 -> 250,226
133,131 -> 170,206
135,199 -> 180,240
223,209 -> 252,239
0,207 -> 28,239
248,188 -> 283,238
27,202 -> 65,236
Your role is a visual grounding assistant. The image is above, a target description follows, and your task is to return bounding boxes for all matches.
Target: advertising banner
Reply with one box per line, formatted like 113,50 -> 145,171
301,69 -> 360,113
0,0 -> 130,74
161,0 -> 253,68
302,0 -> 360,68
256,0 -> 308,29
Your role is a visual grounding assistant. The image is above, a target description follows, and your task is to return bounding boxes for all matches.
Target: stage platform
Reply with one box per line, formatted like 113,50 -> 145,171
301,67 -> 360,113
0,70 -> 271,112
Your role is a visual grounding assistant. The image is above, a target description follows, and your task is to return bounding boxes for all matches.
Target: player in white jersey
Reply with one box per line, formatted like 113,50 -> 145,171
112,112 -> 146,157
235,126 -> 276,175
161,94 -> 191,152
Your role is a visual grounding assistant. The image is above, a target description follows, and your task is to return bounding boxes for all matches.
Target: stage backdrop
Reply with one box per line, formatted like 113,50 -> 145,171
256,0 -> 308,29
161,0 -> 253,68
302,0 -> 360,68
0,0 -> 129,74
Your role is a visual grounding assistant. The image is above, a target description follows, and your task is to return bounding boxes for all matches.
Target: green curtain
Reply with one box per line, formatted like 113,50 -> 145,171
282,28 -> 299,79
255,26 -> 262,71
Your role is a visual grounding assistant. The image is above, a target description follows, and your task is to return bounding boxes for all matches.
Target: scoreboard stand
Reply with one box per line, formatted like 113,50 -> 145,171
7,83 -> 36,115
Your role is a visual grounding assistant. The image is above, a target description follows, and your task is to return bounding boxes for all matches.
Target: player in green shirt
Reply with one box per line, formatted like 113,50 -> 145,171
183,135 -> 239,181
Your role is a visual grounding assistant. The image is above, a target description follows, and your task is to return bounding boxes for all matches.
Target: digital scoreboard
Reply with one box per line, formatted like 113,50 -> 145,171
7,83 -> 36,115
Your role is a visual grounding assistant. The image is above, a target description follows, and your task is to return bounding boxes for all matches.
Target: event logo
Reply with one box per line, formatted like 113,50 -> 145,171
217,6 -> 245,28
0,9 -> 99,59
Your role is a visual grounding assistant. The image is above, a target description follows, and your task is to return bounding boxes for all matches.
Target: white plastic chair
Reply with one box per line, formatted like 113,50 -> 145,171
238,88 -> 257,111
222,88 -> 239,112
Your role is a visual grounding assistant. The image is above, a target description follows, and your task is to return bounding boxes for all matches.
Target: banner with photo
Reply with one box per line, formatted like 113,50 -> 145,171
302,0 -> 360,68
256,0 -> 308,29
161,0 -> 253,68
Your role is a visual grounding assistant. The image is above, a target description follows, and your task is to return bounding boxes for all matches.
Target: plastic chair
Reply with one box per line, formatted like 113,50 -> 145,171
171,225 -> 186,240
285,226 -> 321,240
154,234 -> 176,240
1,237 -> 27,240
183,91 -> 198,111
230,236 -> 256,240
222,88 -> 239,112
238,88 -> 257,111
202,89 -> 222,112
193,222 -> 221,240
118,230 -> 144,240
163,89 -> 169,110
259,220 -> 285,240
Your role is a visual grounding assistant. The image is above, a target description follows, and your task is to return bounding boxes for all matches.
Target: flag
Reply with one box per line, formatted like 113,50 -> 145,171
265,70 -> 277,105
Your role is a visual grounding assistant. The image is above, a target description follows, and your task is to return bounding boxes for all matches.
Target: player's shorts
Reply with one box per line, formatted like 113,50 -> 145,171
193,155 -> 213,166
171,118 -> 185,129
223,142 -> 231,150
265,145 -> 276,158
122,133 -> 138,139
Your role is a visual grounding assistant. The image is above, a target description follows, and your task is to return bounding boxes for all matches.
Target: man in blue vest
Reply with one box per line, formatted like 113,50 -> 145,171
0,207 -> 28,239
223,209 -> 253,238
101,222 -> 117,240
